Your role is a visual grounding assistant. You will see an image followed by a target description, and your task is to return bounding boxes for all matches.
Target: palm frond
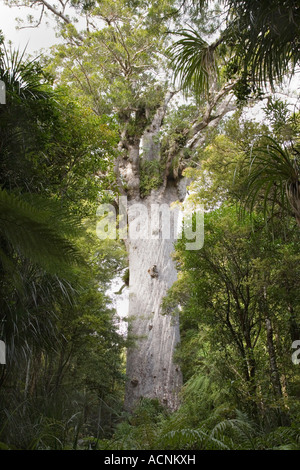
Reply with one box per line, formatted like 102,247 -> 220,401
168,28 -> 220,96
241,136 -> 300,226
0,44 -> 52,101
227,0 -> 300,89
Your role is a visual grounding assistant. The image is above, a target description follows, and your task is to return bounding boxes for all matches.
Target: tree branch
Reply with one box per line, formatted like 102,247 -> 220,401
186,80 -> 237,149
38,0 -> 71,25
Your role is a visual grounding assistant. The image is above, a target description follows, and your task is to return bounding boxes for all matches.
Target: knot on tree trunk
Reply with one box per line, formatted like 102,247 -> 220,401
148,264 -> 158,278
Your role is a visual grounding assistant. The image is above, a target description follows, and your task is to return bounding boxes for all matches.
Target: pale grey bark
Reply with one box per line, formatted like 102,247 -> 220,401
142,91 -> 176,162
124,185 -> 183,411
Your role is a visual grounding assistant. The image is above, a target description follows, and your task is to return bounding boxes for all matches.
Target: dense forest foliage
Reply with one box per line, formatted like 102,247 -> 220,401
0,0 -> 300,450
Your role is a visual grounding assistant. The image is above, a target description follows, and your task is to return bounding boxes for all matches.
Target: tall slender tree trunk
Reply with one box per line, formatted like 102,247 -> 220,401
263,288 -> 290,426
265,317 -> 283,399
288,303 -> 300,342
262,288 -> 282,399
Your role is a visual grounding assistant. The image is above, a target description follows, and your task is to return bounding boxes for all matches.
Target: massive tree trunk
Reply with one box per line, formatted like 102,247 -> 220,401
124,185 -> 183,411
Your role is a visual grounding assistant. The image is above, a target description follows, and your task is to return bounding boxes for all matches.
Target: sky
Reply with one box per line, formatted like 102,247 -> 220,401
0,1 -> 61,54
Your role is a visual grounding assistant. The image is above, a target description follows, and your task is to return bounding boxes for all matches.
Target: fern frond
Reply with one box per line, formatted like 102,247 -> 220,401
0,188 -> 83,275
159,427 -> 230,450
